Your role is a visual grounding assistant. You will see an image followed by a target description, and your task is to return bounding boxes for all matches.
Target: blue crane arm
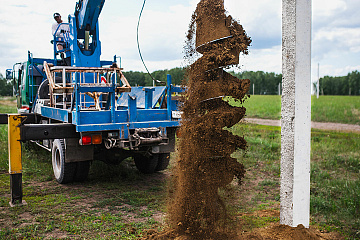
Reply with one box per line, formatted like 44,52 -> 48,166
76,0 -> 105,31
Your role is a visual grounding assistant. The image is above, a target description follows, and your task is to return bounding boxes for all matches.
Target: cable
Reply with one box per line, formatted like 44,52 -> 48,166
137,0 -> 157,84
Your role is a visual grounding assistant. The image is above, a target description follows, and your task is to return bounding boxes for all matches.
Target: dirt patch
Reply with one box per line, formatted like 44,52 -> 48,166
143,209 -> 344,240
0,176 -> 167,239
43,229 -> 75,240
143,219 -> 343,240
0,97 -> 16,107
17,212 -> 41,228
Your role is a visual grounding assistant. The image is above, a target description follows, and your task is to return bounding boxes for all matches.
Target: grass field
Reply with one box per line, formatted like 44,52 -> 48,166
0,97 -> 359,239
239,95 -> 360,125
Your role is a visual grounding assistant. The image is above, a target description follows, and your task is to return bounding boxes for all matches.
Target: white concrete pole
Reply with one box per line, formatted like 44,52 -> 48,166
278,83 -> 281,95
317,63 -> 320,99
281,0 -> 311,228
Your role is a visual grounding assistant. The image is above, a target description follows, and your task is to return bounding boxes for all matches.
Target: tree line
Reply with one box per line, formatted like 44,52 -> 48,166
1,69 -> 359,96
124,69 -> 360,96
123,68 -> 283,95
230,71 -> 282,95
320,70 -> 360,96
123,67 -> 185,87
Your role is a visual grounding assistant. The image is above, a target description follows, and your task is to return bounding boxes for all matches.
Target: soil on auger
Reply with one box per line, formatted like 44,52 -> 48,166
166,0 -> 251,238
143,0 -> 251,239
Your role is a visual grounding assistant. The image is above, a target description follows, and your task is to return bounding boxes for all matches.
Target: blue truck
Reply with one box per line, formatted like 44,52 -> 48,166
5,0 -> 183,184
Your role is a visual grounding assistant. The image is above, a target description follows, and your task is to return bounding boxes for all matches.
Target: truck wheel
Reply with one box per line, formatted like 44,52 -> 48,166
37,79 -> 49,99
74,161 -> 91,182
52,139 -> 76,184
134,154 -> 159,174
155,153 -> 170,171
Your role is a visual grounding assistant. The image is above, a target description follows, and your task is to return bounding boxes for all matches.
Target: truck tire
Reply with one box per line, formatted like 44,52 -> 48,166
74,161 -> 91,182
37,79 -> 49,99
134,154 -> 159,174
52,139 -> 76,184
155,153 -> 170,171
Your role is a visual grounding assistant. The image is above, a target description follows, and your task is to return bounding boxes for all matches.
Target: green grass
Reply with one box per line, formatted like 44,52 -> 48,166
0,97 -> 359,239
0,96 -> 17,168
310,130 -> 360,238
0,96 -> 17,114
242,95 -> 282,120
0,157 -> 168,239
235,95 -> 360,125
228,123 -> 359,239
0,99 -> 167,239
311,96 -> 360,125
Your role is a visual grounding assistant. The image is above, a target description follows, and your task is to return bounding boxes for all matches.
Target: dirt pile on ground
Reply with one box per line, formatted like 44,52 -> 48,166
142,223 -> 341,240
237,223 -> 344,240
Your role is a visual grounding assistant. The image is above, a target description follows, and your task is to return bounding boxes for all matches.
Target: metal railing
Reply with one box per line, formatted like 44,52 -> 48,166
43,62 -> 131,111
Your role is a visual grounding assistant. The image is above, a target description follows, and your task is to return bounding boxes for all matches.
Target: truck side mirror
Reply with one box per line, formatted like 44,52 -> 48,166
6,69 -> 12,80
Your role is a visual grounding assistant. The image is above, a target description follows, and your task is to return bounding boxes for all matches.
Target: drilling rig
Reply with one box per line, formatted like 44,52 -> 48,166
3,0 -> 183,186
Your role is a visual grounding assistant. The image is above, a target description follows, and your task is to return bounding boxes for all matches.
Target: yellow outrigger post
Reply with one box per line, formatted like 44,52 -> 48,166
8,114 -> 27,207
0,112 -> 79,206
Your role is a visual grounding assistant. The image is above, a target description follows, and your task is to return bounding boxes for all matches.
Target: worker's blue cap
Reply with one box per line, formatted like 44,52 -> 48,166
53,13 -> 61,18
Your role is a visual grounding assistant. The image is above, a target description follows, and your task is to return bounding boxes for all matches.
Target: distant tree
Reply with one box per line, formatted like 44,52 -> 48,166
168,67 -> 186,85
320,71 -> 360,95
123,67 -> 186,87
0,73 -> 13,96
347,70 -> 360,95
231,71 -> 282,95
122,71 -> 148,86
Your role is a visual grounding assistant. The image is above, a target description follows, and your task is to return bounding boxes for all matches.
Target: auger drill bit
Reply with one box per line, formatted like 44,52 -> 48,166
170,0 -> 252,236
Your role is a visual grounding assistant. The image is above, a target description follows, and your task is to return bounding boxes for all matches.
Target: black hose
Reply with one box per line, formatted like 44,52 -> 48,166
137,0 -> 164,85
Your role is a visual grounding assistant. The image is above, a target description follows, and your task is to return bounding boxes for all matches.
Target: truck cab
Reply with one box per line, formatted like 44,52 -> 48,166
8,54 -> 52,113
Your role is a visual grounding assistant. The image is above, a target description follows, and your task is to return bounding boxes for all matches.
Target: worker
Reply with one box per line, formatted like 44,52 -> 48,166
52,13 -> 70,52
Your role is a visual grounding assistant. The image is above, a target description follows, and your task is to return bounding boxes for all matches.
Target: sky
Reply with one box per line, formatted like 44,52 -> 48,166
0,0 -> 359,83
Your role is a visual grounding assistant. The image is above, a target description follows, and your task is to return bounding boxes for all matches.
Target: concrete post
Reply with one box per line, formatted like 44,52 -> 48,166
317,63 -> 320,99
281,0 -> 311,228
278,83 -> 281,95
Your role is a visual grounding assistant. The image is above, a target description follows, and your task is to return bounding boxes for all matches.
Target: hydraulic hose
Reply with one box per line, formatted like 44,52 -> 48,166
137,0 -> 164,85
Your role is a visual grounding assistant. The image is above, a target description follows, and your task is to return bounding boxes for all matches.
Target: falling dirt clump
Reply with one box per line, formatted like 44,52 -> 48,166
144,0 -> 252,239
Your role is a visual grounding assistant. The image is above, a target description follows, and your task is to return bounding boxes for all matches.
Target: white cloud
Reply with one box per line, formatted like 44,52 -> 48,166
100,3 -> 193,72
310,0 -> 360,79
313,27 -> 360,59
313,0 -> 347,17
0,0 -> 358,79
238,45 -> 282,73
225,0 -> 282,49
0,0 -> 75,69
